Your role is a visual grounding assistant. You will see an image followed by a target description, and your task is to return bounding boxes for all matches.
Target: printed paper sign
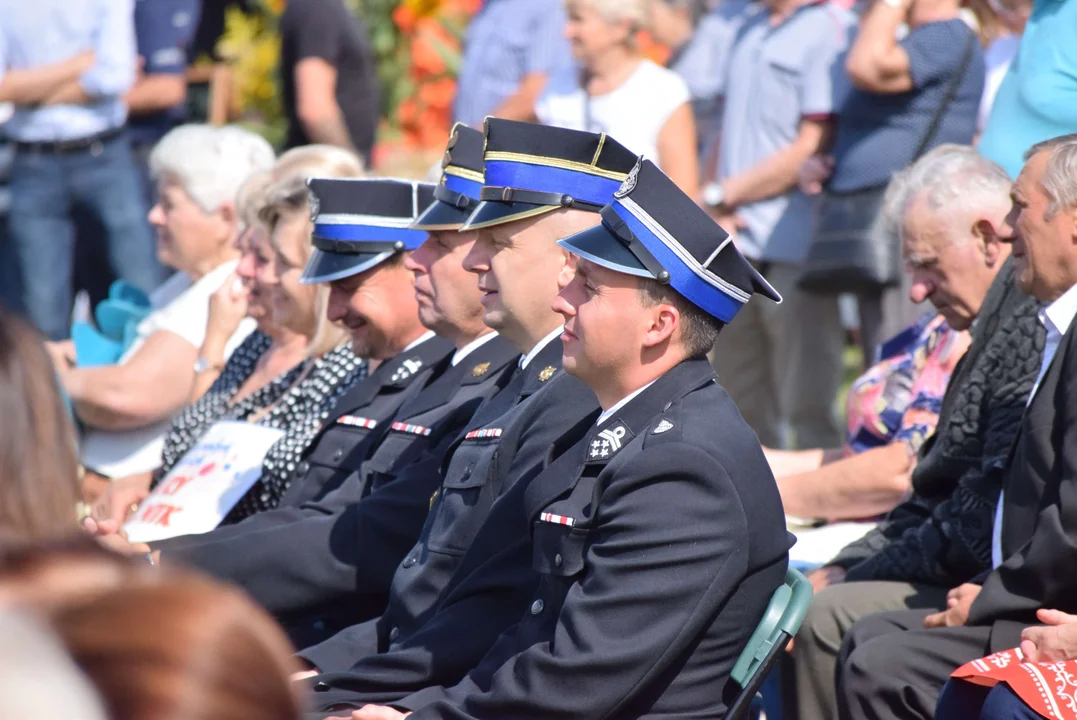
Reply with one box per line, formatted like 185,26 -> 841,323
123,421 -> 285,543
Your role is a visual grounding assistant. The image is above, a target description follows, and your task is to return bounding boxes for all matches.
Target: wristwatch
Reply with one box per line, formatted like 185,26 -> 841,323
702,182 -> 727,209
194,356 -> 224,374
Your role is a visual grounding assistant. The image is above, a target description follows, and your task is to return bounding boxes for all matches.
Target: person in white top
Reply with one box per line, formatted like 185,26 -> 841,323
975,0 -> 1031,138
46,125 -> 274,488
535,0 -> 699,198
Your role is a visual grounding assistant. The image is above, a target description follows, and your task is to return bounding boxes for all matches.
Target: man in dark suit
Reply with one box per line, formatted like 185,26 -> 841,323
343,158 -> 790,720
838,133 -> 1077,719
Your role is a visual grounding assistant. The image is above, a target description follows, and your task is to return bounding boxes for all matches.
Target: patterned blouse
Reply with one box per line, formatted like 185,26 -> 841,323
156,331 -> 367,524
844,312 -> 970,457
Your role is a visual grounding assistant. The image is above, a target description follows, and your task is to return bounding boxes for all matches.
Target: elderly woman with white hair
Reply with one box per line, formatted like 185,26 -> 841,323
535,0 -> 699,197
48,124 -> 275,495
91,144 -> 370,527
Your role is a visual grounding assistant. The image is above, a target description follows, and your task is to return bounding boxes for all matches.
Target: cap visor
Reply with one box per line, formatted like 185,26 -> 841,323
411,200 -> 472,231
462,200 -> 559,231
557,223 -> 655,279
300,248 -> 396,285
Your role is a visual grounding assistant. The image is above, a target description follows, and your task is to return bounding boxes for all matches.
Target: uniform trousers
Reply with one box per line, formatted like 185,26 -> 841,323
837,609 -> 994,720
708,261 -> 844,449
789,581 -> 950,720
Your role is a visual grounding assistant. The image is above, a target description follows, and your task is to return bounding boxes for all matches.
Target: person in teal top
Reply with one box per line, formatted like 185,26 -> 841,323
977,0 -> 1077,179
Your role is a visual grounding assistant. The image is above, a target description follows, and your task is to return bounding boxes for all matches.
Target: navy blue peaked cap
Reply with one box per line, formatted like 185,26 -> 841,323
301,178 -> 436,284
413,123 -> 485,231
463,117 -> 638,230
558,158 -> 781,323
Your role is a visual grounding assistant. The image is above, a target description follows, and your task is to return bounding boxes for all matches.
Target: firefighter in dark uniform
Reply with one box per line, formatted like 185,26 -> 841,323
344,159 -> 793,720
288,119 -> 641,684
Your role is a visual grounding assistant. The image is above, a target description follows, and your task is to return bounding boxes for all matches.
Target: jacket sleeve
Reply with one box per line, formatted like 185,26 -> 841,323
409,446 -> 751,720
160,445 -> 447,615
306,478 -> 539,691
827,501 -> 932,570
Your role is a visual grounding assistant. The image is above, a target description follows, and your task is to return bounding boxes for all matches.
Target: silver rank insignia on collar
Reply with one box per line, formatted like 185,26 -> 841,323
587,421 -> 632,462
652,419 -> 674,434
391,358 -> 424,383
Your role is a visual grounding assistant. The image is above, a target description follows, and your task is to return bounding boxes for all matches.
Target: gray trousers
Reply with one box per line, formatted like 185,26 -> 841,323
708,261 -> 845,449
788,581 -> 951,720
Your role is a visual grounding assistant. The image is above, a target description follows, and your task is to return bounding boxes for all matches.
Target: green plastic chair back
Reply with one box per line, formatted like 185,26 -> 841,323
727,567 -> 814,720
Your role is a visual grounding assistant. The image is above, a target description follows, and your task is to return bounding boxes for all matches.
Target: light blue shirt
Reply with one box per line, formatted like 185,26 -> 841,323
718,1 -> 855,262
0,0 -> 137,142
977,0 -> 1077,179
453,0 -> 573,129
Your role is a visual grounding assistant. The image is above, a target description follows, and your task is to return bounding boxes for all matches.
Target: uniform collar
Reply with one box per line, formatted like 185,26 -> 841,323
595,379 -> 657,426
403,330 -> 437,353
582,357 -> 716,464
452,331 -> 500,366
521,326 -> 565,370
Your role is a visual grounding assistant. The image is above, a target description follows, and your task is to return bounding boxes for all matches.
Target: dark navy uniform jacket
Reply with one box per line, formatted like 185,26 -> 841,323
154,336 -> 518,637
379,358 -> 791,720
299,338 -> 600,674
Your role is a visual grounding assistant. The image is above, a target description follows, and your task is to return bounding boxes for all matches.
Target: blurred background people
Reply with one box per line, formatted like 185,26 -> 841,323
704,0 -> 855,450
975,0 -> 1032,139
0,0 -> 162,341
976,0 -> 1077,178
648,0 -> 751,157
53,124 -> 272,495
799,0 -> 987,366
454,0 -> 572,128
0,609 -> 108,720
0,308 -> 81,549
536,0 -> 699,196
279,0 -> 379,164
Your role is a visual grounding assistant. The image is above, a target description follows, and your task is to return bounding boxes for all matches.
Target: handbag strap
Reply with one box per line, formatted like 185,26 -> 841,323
911,29 -> 976,161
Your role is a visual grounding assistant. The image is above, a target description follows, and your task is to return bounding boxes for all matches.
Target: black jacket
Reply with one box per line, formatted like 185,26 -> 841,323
832,264 -> 1043,585
970,309 -> 1077,651
154,336 -> 518,640
299,339 -> 599,674
385,359 -> 791,720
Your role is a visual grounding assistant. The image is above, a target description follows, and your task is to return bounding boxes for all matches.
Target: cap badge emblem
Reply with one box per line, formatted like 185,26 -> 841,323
614,157 -> 642,199
652,419 -> 674,435
308,192 -> 320,222
471,362 -> 490,377
538,366 -> 556,382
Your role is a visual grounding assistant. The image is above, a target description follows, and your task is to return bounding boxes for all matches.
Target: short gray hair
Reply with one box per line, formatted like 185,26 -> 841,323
1025,133 -> 1077,219
149,124 -> 276,213
885,144 -> 1012,240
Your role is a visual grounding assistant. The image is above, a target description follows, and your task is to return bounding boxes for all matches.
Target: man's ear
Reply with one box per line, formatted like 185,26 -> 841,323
974,218 -> 1005,266
641,302 -> 678,350
557,250 -> 579,290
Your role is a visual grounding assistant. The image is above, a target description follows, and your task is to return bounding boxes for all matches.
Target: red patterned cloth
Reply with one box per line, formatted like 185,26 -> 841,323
952,649 -> 1077,720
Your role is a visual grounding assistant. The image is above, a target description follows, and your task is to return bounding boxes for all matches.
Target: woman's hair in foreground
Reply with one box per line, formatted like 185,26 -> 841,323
0,538 -> 302,720
0,307 -> 81,546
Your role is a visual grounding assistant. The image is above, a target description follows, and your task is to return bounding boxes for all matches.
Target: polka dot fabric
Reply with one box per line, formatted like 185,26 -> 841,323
156,331 -> 368,524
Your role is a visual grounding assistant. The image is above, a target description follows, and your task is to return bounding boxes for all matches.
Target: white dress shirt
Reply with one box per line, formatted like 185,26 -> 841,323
991,281 -> 1077,567
596,380 -> 658,427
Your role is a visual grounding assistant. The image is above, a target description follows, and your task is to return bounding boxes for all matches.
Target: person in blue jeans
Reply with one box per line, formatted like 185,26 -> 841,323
0,0 -> 162,340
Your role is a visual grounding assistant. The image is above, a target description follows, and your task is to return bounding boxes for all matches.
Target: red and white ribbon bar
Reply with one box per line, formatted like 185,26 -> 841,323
391,422 -> 432,436
465,428 -> 503,440
540,512 -> 575,527
337,416 -> 378,429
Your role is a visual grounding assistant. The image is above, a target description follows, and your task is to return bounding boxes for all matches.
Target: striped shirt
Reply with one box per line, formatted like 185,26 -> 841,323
453,0 -> 572,129
0,0 -> 136,142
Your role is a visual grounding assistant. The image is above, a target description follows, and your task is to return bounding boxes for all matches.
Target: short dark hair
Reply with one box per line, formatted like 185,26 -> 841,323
637,278 -> 724,358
